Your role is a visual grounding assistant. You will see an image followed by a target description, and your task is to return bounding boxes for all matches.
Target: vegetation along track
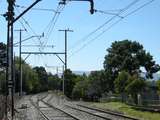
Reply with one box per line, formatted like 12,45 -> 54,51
0,95 -> 5,119
30,96 -> 81,120
64,103 -> 140,120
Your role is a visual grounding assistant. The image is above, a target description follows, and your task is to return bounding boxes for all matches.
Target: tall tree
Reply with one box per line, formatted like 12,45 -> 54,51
86,70 -> 109,100
104,40 -> 160,79
125,75 -> 146,104
114,71 -> 130,102
72,79 -> 89,100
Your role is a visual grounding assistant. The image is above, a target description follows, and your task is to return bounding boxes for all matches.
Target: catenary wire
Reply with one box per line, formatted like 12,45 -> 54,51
68,0 -> 140,51
68,0 -> 155,58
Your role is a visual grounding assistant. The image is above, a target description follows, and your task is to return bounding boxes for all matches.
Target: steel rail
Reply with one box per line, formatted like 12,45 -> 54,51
76,104 -> 139,120
41,100 -> 81,120
65,104 -> 111,120
29,98 -> 50,120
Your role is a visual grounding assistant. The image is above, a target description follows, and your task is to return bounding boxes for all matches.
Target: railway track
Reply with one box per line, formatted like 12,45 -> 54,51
30,98 -> 49,120
72,104 -> 140,120
44,92 -> 140,120
30,95 -> 81,120
29,93 -> 140,120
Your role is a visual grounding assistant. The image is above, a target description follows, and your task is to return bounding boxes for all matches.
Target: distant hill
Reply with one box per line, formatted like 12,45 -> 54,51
73,71 -> 91,76
73,71 -> 160,80
57,70 -> 160,80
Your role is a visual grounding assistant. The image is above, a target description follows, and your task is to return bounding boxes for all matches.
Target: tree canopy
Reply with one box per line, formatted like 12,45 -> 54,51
104,40 -> 160,78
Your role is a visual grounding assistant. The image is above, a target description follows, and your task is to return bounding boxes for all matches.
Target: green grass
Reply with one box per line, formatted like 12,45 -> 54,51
90,102 -> 160,120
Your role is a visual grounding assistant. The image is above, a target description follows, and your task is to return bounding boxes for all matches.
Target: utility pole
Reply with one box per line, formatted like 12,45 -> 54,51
59,28 -> 73,94
5,0 -> 15,119
15,29 -> 26,96
5,0 -> 42,119
62,65 -> 65,94
59,29 -> 73,71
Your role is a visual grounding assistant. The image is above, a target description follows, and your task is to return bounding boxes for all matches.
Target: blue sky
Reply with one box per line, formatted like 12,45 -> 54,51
0,0 -> 160,73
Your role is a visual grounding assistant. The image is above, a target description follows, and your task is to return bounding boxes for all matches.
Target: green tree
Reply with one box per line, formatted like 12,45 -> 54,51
14,57 -> 40,94
125,75 -> 146,104
114,71 -> 130,93
72,79 -> 89,100
64,69 -> 77,98
33,66 -> 48,92
72,74 -> 88,99
157,80 -> 160,94
114,71 -> 130,102
104,40 -> 159,78
48,73 -> 61,90
104,40 -> 160,91
86,70 -> 109,101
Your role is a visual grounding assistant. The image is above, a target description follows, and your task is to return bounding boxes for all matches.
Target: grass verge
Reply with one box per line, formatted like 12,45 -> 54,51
90,102 -> 160,120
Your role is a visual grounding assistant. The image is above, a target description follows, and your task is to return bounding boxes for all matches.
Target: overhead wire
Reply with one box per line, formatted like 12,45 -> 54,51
68,0 -> 155,58
41,5 -> 63,48
68,0 -> 140,52
41,4 -> 66,50
15,3 -> 64,51
15,7 -> 43,50
14,10 -> 38,60
15,4 -> 58,13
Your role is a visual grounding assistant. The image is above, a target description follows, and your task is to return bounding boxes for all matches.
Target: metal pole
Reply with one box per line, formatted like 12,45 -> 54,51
5,0 -> 42,119
59,28 -> 73,95
59,28 -> 73,71
5,10 -> 10,119
20,30 -> 22,96
11,9 -> 14,120
15,29 -> 26,96
5,1 -> 15,119
65,30 -> 67,71
62,65 -> 65,94
56,67 -> 58,75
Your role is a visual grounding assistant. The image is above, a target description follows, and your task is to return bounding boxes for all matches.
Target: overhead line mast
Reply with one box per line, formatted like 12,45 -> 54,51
5,0 -> 15,119
14,29 -> 26,96
6,0 -> 42,119
59,29 -> 73,70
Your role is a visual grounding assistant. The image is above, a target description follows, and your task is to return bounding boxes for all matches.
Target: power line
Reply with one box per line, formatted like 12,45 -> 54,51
15,7 -> 43,49
68,0 -> 140,51
41,4 -> 66,50
42,5 -> 62,46
94,9 -> 124,18
69,0 -> 155,58
14,45 -> 55,48
15,4 -> 59,13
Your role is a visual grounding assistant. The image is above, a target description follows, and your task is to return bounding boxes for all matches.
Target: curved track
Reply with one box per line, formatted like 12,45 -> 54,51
71,104 -> 139,120
30,95 -> 81,120
42,92 -> 140,120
